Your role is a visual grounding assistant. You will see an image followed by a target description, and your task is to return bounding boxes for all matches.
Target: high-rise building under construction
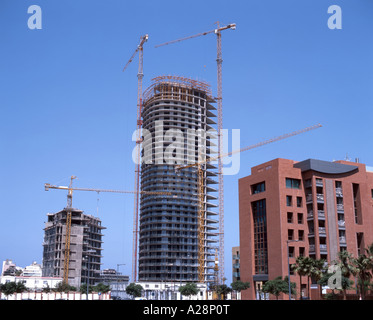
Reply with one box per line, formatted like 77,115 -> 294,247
138,75 -> 219,283
42,208 -> 105,288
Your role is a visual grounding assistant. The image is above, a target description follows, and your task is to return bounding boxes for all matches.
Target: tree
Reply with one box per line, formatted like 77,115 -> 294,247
179,283 -> 199,300
0,281 -> 27,300
125,283 -> 143,299
231,281 -> 250,300
351,254 -> 372,300
54,282 -> 76,293
42,284 -> 51,293
215,284 -> 232,300
333,250 -> 355,300
310,258 -> 326,299
318,271 -> 353,299
79,283 -> 94,294
365,243 -> 373,258
93,283 -> 111,294
262,276 -> 295,300
291,256 -> 313,299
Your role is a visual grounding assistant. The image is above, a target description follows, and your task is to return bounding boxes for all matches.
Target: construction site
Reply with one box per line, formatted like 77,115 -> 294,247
2,1 -> 373,307
32,22 -> 324,300
39,24 -> 239,297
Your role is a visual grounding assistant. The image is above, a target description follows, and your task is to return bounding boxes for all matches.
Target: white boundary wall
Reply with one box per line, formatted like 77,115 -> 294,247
0,291 -> 111,300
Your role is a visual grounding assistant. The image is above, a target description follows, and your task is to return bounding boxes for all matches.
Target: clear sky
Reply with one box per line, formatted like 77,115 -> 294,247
0,0 -> 372,284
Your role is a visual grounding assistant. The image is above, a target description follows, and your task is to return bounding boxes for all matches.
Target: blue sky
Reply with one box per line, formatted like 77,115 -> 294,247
0,0 -> 372,283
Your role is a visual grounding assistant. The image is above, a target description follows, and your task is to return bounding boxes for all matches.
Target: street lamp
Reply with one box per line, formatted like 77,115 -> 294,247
286,239 -> 299,300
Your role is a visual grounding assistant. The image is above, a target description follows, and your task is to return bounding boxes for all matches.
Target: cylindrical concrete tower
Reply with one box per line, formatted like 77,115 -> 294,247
138,76 -> 219,283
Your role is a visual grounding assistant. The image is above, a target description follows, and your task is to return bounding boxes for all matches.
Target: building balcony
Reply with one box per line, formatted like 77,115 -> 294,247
307,210 -> 325,220
339,237 -> 347,246
338,220 -> 345,229
315,179 -> 323,187
319,227 -> 326,236
318,210 -> 325,219
320,244 -> 328,253
316,194 -> 324,203
337,204 -> 344,212
307,211 -> 314,220
306,193 -> 324,203
304,180 -> 312,188
335,188 -> 343,197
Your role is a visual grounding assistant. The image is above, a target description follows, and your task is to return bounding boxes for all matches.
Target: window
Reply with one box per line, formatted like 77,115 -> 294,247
286,195 -> 292,207
252,199 -> 268,274
289,246 -> 295,257
371,189 -> 373,199
297,213 -> 303,224
298,230 -> 304,241
353,183 -> 362,224
251,182 -> 266,194
286,178 -> 301,189
289,264 -> 294,275
297,197 -> 303,208
299,247 -> 305,257
287,212 -> 293,223
288,229 -> 294,240
357,232 -> 364,256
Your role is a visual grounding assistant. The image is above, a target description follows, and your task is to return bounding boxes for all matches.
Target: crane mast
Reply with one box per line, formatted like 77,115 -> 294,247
62,176 -> 76,284
123,34 -> 148,282
215,22 -> 225,285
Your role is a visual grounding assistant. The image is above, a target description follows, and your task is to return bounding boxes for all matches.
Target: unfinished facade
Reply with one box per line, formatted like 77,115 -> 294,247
138,76 -> 219,283
42,208 -> 105,288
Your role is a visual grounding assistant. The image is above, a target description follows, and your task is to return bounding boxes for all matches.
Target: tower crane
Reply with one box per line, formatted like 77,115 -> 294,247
122,34 -> 148,282
155,23 -> 236,283
175,124 -> 322,283
44,175 -> 170,284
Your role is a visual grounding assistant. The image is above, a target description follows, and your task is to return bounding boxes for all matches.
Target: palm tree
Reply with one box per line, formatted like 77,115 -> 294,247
310,258 -> 326,299
292,256 -> 313,299
334,250 -> 355,300
318,270 -> 353,299
365,243 -> 373,271
351,254 -> 372,300
366,243 -> 373,256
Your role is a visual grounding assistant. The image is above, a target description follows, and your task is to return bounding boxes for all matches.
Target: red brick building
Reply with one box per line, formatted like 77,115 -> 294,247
239,158 -> 373,300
